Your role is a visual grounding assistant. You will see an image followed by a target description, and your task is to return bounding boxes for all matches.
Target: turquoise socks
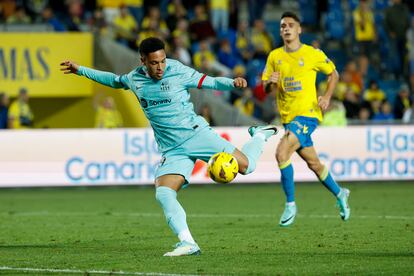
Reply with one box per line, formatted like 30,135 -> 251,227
241,136 -> 265,174
155,186 -> 188,235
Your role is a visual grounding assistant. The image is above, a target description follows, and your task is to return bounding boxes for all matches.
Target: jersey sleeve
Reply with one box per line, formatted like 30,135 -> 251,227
116,71 -> 134,90
174,60 -> 205,88
77,66 -> 127,89
175,60 -> 235,90
262,51 -> 277,81
313,49 -> 336,75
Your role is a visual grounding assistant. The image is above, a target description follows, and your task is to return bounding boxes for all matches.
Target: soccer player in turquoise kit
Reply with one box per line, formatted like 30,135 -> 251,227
61,37 -> 277,256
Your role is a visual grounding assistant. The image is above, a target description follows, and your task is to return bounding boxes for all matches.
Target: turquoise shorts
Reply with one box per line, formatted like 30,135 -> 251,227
155,126 -> 236,186
284,116 -> 318,149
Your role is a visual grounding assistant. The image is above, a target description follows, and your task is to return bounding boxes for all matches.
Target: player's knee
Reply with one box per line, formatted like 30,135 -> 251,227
239,160 -> 252,175
307,161 -> 323,173
276,150 -> 288,164
235,152 -> 250,174
155,186 -> 176,204
155,187 -> 164,203
238,165 -> 248,175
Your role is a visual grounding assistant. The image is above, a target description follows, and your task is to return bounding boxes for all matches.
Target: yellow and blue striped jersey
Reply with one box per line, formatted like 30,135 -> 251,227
262,44 -> 336,123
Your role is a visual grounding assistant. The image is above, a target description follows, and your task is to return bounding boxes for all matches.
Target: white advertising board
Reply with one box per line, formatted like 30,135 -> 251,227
0,126 -> 413,187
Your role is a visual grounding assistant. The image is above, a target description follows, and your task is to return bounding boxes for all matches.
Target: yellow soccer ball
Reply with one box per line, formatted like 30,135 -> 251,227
207,152 -> 239,184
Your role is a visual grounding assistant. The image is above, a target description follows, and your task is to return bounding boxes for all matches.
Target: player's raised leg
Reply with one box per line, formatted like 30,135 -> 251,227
276,131 -> 301,226
297,146 -> 350,221
234,125 -> 278,175
155,174 -> 201,256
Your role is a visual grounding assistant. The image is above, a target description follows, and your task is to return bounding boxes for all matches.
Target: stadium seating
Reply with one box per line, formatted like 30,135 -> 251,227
324,10 -> 346,40
374,0 -> 390,11
328,0 -> 342,12
1,23 -> 50,32
298,0 -> 318,26
325,48 -> 347,73
378,79 -> 402,105
300,32 -> 318,45
246,59 -> 266,88
348,0 -> 359,11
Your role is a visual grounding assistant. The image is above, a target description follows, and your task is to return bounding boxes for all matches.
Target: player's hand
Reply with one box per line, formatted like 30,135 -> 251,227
233,77 -> 247,88
268,71 -> 280,84
318,95 -> 331,111
60,60 -> 80,74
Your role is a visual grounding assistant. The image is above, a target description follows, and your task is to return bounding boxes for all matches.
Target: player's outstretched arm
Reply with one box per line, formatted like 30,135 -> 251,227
60,60 -> 126,89
179,61 -> 246,90
233,77 -> 247,88
199,75 -> 247,90
60,60 -> 80,74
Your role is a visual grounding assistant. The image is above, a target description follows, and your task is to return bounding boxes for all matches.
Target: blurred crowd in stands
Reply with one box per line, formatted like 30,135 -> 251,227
0,88 -> 34,129
2,0 -> 414,127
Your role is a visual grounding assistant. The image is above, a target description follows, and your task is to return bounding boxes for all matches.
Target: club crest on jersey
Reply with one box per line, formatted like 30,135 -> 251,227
299,58 -> 304,67
160,81 -> 170,91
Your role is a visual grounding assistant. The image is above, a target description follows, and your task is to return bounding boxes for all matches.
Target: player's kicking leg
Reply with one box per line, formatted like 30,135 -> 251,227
155,174 -> 201,257
297,146 -> 350,221
247,125 -> 279,141
233,125 -> 278,175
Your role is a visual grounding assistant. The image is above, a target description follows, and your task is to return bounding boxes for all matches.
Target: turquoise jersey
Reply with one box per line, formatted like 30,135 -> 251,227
78,58 -> 235,152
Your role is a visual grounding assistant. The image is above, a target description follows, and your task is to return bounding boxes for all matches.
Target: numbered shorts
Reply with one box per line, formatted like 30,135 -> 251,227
284,116 -> 318,149
155,126 -> 236,187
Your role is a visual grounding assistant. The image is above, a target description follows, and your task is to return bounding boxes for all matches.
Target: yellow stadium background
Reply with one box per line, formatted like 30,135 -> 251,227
0,33 -> 148,128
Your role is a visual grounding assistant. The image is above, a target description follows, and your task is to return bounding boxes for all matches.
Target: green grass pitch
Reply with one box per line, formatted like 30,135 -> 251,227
0,182 -> 413,275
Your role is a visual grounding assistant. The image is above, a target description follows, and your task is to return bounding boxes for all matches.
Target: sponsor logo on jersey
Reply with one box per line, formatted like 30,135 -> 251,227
139,98 -> 172,108
140,98 -> 148,108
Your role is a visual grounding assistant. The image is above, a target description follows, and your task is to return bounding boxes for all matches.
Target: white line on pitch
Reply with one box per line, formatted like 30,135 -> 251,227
0,266 -> 200,276
0,211 -> 414,220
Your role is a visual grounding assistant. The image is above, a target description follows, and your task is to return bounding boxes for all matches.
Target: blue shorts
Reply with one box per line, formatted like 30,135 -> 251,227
284,116 -> 318,149
155,126 -> 236,187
